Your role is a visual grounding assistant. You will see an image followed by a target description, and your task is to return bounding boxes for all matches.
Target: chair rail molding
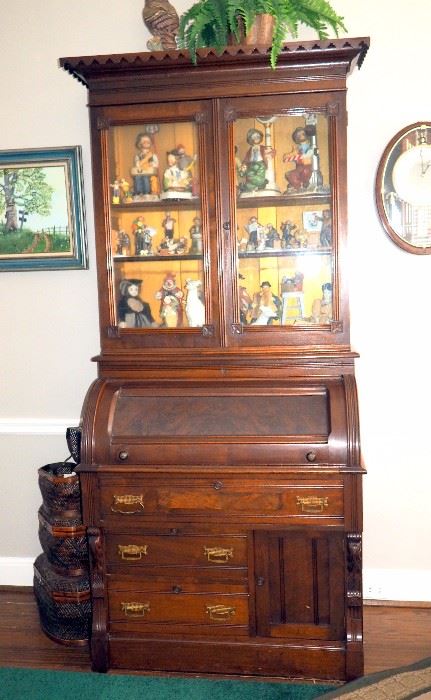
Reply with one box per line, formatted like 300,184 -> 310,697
0,419 -> 80,435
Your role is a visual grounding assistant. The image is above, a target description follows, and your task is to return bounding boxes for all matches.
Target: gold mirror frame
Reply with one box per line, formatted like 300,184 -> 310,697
375,122 -> 431,254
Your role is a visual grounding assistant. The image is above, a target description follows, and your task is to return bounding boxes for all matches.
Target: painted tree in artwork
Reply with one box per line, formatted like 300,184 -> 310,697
0,167 -> 54,231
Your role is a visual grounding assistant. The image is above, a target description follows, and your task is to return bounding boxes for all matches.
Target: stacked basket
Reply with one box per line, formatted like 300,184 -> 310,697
33,428 -> 91,645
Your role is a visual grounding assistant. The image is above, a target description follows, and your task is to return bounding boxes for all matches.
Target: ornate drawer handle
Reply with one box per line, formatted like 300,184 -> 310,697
203,546 -> 234,563
118,544 -> 148,560
205,604 -> 236,621
296,496 -> 329,513
121,601 -> 150,617
111,494 -> 145,513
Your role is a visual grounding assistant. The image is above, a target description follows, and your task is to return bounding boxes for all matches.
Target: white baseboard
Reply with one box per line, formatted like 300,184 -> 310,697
0,419 -> 79,435
1,558 -> 431,602
363,568 -> 431,603
0,557 -> 35,587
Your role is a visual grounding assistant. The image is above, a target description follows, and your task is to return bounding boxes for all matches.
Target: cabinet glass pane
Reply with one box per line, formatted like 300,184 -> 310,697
233,112 -> 333,327
108,122 -> 205,329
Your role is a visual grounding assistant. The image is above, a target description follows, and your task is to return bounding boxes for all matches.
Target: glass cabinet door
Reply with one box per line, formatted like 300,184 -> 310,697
102,103 -> 218,346
222,97 -> 341,346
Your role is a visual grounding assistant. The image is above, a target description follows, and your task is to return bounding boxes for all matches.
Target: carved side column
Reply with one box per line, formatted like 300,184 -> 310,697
346,532 -> 363,679
87,526 -> 109,672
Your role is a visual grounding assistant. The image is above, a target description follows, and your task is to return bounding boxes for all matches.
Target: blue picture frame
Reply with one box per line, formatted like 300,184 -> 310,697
0,146 -> 88,270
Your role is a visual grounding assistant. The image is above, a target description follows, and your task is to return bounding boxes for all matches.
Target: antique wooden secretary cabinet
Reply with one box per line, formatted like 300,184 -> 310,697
60,37 -> 369,681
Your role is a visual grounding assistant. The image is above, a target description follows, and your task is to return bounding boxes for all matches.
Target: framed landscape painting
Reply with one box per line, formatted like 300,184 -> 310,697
0,146 -> 88,271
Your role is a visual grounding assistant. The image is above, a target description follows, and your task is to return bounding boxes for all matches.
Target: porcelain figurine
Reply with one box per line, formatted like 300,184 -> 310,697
161,146 -> 196,199
118,279 -> 157,328
244,216 -> 265,252
319,209 -> 332,247
189,216 -> 202,254
238,274 -> 253,325
280,220 -> 300,248
119,178 -> 132,203
110,179 -> 121,204
184,278 -> 205,327
133,216 -> 156,256
155,272 -> 184,327
115,229 -> 131,256
311,282 -> 332,323
238,128 -> 269,195
251,281 -> 281,325
131,131 -> 160,200
142,0 -> 179,50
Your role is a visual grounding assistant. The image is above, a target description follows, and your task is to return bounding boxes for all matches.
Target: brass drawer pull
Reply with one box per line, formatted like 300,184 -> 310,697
203,546 -> 234,563
205,604 -> 236,621
121,601 -> 150,617
111,494 -> 145,513
118,544 -> 148,560
296,496 -> 329,513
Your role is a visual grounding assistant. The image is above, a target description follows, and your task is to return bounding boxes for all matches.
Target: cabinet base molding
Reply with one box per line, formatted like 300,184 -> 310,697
106,636 -> 347,681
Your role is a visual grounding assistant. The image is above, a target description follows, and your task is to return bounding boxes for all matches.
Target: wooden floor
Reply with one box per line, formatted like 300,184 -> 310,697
0,588 -> 430,678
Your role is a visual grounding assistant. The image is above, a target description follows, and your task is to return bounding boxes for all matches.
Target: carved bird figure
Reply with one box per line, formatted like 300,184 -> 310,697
142,0 -> 179,51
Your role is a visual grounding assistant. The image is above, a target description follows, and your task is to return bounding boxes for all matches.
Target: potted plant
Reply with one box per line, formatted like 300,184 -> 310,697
178,0 -> 346,69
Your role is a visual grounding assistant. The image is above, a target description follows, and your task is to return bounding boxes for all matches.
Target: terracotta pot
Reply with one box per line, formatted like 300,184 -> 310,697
243,13 -> 275,45
229,13 -> 275,46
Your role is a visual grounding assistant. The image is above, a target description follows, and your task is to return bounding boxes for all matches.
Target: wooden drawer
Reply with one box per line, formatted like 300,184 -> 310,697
108,583 -> 249,634
106,533 -> 248,569
100,476 -> 344,523
108,575 -> 248,594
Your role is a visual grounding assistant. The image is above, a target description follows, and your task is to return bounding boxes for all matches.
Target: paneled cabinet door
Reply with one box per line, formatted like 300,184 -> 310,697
218,93 -> 349,348
94,99 -> 221,348
254,529 -> 345,641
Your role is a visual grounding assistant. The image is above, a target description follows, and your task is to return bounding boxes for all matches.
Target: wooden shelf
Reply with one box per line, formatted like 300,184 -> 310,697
113,254 -> 203,263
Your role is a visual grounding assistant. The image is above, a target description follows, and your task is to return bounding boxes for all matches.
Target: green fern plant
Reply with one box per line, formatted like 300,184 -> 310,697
178,0 -> 231,61
178,0 -> 346,68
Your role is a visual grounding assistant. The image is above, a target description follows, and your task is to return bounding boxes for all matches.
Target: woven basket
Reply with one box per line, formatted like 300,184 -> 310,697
38,462 -> 81,514
33,553 -> 91,645
66,426 -> 81,464
38,506 -> 88,574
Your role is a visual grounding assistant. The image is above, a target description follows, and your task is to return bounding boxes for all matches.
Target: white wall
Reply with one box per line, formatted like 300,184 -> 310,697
0,1 -> 430,599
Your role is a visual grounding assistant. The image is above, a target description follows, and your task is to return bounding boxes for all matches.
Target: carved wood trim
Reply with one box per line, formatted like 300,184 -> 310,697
330,320 -> 343,333
107,325 -> 120,338
87,526 -> 108,672
327,102 -> 339,116
195,111 -> 208,124
79,379 -> 105,465
343,374 -> 361,469
345,532 -> 363,665
346,532 -> 362,607
202,324 -> 215,337
224,108 -> 237,123
96,116 -> 110,130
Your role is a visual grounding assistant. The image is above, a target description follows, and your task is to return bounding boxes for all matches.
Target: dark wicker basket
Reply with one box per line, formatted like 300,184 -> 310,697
38,461 -> 81,514
66,426 -> 82,464
38,506 -> 88,574
33,553 -> 91,645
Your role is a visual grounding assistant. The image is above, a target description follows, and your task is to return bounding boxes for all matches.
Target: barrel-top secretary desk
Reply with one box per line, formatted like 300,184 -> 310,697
60,37 -> 369,681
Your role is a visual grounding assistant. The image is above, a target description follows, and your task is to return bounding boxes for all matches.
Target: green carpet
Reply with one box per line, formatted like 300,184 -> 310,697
0,668 -> 333,700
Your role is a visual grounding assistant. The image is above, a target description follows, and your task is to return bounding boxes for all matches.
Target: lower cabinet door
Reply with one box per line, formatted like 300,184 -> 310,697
254,529 -> 345,641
